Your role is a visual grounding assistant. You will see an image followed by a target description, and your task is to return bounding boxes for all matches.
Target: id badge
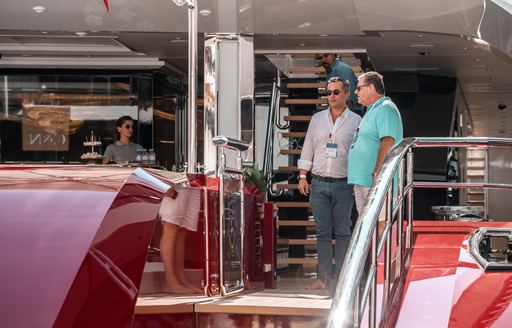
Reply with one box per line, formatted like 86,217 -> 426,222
325,143 -> 337,158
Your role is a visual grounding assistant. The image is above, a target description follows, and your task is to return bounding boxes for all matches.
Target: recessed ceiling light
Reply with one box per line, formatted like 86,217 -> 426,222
75,31 -> 88,37
239,4 -> 251,13
41,31 -> 48,34
416,34 -> 425,39
199,9 -> 212,16
32,5 -> 47,14
319,34 -> 328,37
410,44 -> 434,48
474,58 -> 481,63
172,0 -> 188,6
297,22 -> 311,28
299,43 -> 307,47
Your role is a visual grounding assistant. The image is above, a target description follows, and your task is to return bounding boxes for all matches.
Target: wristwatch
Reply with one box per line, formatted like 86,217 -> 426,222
299,174 -> 307,180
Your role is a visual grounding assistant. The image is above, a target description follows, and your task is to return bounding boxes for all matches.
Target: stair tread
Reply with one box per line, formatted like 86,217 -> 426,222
287,82 -> 325,89
280,149 -> 302,155
284,115 -> 312,121
277,238 -> 335,245
288,67 -> 325,73
278,166 -> 299,172
281,132 -> 306,138
275,202 -> 310,207
276,184 -> 302,190
284,258 -> 337,265
285,98 -> 327,105
277,220 -> 316,226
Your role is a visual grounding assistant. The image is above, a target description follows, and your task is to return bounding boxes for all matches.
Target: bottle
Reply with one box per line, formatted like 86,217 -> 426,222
141,149 -> 148,164
148,149 -> 156,165
135,149 -> 142,162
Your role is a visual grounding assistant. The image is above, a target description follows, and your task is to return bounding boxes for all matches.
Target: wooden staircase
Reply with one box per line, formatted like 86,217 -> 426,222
465,147 -> 486,207
271,53 -> 363,278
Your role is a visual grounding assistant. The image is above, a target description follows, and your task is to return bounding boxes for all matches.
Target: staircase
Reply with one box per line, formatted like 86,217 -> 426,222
465,147 -> 486,207
268,53 -> 364,278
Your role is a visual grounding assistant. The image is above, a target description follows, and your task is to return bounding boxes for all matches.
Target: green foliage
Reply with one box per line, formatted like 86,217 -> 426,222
170,164 -> 186,172
243,167 -> 267,193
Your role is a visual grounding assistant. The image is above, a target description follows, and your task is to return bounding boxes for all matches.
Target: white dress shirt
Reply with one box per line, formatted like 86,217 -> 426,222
298,108 -> 361,178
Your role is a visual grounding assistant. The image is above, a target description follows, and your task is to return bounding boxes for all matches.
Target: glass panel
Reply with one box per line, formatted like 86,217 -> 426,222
0,74 -> 152,163
221,173 -> 243,294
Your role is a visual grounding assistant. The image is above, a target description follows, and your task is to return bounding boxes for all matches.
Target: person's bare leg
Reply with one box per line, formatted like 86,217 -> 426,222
175,228 -> 202,293
160,222 -> 191,293
307,279 -> 327,290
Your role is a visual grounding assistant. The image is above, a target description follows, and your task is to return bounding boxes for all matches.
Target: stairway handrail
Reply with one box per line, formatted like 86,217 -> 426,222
328,136 -> 512,328
263,72 -> 284,197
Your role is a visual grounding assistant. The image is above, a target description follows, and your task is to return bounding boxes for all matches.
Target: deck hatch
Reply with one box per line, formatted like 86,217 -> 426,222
469,228 -> 512,271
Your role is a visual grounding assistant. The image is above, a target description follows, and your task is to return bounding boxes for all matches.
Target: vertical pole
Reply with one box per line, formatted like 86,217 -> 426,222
484,147 -> 489,220
218,148 -> 225,293
383,189 -> 392,315
406,149 -> 414,249
187,3 -> 197,172
369,229 -> 378,328
3,76 -> 8,118
396,158 -> 405,276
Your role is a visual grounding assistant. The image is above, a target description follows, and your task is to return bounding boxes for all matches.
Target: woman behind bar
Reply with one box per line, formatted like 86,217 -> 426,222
102,115 -> 143,164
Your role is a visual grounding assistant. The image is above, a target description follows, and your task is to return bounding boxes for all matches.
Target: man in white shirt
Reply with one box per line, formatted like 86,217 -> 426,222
298,77 -> 361,289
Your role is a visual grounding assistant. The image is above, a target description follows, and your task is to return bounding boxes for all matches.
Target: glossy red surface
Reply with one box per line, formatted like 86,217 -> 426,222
394,221 -> 512,328
132,313 -> 194,328
0,165 -> 179,327
196,313 -> 326,328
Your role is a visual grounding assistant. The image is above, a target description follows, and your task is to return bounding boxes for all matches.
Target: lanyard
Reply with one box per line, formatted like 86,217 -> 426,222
327,108 -> 347,142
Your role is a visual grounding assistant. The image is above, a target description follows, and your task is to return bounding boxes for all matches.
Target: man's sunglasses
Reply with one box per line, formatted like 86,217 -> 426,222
326,89 -> 342,96
356,84 -> 370,92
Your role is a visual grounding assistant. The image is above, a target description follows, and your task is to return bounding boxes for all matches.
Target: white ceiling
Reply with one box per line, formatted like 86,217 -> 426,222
0,0 -> 510,136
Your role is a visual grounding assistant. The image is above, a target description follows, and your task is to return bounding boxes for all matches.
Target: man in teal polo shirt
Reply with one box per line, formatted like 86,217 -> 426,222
348,71 -> 403,216
318,53 -> 362,116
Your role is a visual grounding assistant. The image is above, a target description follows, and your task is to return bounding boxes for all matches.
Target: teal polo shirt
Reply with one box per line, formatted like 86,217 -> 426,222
348,96 -> 403,187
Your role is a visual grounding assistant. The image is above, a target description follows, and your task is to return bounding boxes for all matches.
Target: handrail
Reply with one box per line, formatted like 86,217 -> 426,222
274,70 -> 289,130
262,80 -> 277,181
328,137 -> 512,328
263,71 -> 284,197
212,135 -> 250,152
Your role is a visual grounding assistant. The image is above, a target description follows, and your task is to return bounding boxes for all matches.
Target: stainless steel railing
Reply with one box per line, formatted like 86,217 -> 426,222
328,137 -> 512,328
211,135 -> 249,296
262,71 -> 285,197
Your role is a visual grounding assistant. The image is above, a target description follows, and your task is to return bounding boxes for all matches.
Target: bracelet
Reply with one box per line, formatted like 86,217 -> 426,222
299,174 -> 307,180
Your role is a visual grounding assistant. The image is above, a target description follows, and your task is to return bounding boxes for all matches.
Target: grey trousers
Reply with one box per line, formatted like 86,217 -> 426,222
310,178 -> 354,284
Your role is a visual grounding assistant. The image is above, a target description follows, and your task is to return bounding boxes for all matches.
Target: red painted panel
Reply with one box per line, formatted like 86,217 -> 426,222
133,313 -> 194,328
394,221 -> 512,328
0,165 -> 175,327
